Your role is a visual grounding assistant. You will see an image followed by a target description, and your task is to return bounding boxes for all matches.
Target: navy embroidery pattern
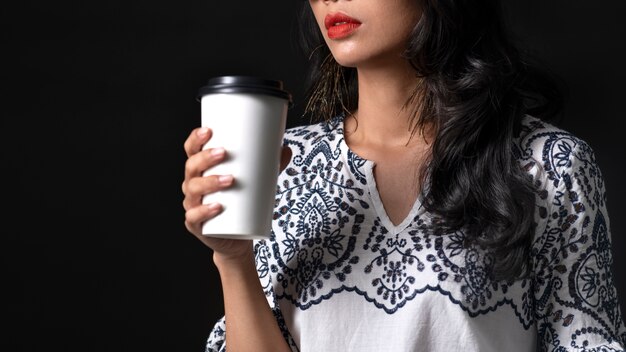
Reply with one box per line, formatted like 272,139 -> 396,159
271,122 -> 364,309
362,218 -> 424,313
519,121 -> 625,350
206,116 -> 625,351
269,117 -> 537,321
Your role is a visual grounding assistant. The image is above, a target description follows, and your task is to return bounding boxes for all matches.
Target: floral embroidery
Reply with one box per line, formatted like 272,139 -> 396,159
206,116 -> 625,351
363,219 -> 424,311
270,126 -> 363,309
519,121 -> 625,350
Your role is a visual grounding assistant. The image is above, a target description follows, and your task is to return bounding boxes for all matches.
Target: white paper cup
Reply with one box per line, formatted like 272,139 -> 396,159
197,76 -> 291,240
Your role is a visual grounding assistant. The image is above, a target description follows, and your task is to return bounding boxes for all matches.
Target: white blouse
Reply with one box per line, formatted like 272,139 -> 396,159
206,114 -> 625,352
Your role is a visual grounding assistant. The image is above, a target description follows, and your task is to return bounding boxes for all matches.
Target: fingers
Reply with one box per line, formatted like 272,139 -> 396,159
184,127 -> 212,158
184,145 -> 228,182
182,126 -> 235,236
184,202 -> 223,237
182,174 -> 234,210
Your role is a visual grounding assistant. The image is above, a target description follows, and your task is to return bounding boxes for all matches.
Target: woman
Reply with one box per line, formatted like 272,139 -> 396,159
182,0 -> 626,351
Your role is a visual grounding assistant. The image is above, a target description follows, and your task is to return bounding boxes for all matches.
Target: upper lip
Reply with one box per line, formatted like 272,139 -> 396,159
324,13 -> 361,30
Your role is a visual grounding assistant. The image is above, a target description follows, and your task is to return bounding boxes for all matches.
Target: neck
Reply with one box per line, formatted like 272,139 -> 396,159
346,61 -> 431,148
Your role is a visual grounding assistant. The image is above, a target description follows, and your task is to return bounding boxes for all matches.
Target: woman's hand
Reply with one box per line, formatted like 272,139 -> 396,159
183,126 -> 294,352
182,127 -> 253,263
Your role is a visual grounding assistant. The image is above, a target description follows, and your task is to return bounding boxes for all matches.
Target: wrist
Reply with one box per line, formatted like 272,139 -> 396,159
213,249 -> 255,274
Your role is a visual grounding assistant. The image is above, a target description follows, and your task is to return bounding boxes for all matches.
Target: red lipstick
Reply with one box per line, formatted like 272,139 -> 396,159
324,13 -> 361,39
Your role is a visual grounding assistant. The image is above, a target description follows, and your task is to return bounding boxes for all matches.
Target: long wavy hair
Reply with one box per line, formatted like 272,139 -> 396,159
297,0 -> 563,281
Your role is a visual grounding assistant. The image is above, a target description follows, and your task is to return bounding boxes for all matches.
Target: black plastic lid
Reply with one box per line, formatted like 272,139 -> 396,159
197,75 -> 292,104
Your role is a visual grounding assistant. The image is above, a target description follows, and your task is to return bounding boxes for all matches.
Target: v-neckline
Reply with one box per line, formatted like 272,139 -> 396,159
335,116 -> 425,235
363,161 -> 424,234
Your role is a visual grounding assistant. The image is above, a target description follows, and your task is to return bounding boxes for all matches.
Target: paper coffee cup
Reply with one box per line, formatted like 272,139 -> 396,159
197,76 -> 291,240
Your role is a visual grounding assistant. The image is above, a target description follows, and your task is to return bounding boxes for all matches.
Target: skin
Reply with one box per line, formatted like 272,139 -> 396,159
182,127 -> 292,352
310,0 -> 422,70
310,0 -> 432,225
182,0 -> 428,350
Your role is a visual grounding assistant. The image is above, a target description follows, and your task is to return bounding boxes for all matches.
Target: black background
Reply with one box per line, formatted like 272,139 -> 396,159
2,1 -> 625,351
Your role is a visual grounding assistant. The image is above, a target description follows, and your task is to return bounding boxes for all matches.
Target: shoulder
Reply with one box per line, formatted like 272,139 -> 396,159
515,115 -> 601,191
516,115 -> 595,157
284,116 -> 342,141
524,120 -> 623,351
282,116 -> 344,156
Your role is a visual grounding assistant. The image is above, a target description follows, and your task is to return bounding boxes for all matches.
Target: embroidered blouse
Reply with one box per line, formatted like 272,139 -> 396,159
205,115 -> 626,352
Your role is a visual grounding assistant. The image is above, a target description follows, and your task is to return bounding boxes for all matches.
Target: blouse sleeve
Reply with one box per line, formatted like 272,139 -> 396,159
532,136 -> 626,351
204,238 -> 300,352
205,316 -> 226,352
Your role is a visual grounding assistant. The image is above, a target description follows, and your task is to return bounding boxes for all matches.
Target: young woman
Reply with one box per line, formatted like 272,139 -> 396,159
182,0 -> 626,351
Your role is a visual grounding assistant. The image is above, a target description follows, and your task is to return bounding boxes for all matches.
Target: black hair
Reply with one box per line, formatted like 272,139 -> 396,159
297,0 -> 564,281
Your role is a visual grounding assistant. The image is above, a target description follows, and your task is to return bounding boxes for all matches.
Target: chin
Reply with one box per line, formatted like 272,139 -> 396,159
329,47 -> 400,69
333,56 -> 390,70
327,43 -> 364,67
334,59 -> 358,68
329,52 -> 366,68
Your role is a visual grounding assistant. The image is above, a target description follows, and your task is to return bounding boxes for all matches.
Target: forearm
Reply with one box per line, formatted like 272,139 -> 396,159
214,253 -> 291,352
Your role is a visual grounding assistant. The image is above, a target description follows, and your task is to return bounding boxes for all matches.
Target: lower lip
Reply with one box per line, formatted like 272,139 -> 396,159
327,23 -> 361,39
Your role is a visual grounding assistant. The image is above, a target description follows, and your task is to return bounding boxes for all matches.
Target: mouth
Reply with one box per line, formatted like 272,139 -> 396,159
324,13 -> 362,39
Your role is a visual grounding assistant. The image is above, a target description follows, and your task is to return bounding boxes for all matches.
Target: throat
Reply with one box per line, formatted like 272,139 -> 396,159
342,114 -> 433,227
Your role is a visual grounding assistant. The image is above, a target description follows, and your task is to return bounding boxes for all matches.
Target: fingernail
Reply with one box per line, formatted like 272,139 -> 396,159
211,147 -> 225,157
207,203 -> 221,213
197,127 -> 209,137
218,175 -> 233,185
